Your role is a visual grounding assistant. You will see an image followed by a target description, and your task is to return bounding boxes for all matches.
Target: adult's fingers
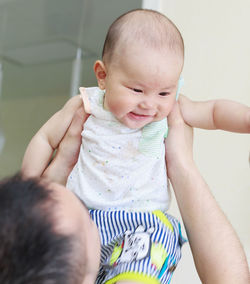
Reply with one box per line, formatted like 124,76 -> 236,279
42,106 -> 88,185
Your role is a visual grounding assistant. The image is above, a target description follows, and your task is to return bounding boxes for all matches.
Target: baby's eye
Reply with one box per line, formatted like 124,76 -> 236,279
159,92 -> 170,97
132,88 -> 143,93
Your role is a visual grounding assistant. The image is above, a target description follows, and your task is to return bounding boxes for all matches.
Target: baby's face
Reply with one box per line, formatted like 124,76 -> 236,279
101,46 -> 183,129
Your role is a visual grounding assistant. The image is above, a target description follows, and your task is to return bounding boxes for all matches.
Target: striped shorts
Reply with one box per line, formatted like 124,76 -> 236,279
89,209 -> 186,284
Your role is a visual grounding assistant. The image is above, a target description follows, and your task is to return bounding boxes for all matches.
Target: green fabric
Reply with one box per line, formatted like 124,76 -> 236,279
139,118 -> 168,158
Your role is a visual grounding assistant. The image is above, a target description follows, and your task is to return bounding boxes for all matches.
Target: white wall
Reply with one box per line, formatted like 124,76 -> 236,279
159,1 -> 250,283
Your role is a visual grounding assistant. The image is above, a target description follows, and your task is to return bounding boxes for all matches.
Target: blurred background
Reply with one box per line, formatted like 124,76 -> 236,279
0,0 -> 249,282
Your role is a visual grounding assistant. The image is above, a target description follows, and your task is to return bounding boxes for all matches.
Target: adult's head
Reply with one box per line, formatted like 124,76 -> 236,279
0,174 -> 100,284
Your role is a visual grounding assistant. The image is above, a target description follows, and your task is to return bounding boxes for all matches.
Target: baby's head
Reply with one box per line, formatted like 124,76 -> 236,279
102,9 -> 184,66
94,9 -> 184,129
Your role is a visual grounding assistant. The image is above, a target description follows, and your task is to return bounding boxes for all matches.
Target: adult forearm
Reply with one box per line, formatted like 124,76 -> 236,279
169,162 -> 249,284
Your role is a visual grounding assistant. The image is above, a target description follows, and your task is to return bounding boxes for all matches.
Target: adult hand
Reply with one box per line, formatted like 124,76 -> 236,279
165,101 -> 194,179
42,106 -> 88,185
165,102 -> 249,284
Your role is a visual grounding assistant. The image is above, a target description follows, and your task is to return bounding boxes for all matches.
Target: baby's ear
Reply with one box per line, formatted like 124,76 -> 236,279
93,60 -> 106,90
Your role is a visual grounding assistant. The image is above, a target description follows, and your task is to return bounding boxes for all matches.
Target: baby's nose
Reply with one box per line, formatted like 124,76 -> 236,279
139,96 -> 155,109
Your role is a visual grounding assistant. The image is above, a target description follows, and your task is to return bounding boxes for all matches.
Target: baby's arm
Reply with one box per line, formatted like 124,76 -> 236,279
22,95 -> 87,178
179,95 -> 250,133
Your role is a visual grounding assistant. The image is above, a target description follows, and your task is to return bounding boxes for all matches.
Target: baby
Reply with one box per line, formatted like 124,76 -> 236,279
22,9 -> 250,284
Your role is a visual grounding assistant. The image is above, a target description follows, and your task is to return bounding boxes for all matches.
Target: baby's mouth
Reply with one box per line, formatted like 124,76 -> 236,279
128,112 -> 154,120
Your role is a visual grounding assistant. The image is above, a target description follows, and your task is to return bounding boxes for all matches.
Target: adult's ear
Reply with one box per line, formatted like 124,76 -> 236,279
93,60 -> 107,90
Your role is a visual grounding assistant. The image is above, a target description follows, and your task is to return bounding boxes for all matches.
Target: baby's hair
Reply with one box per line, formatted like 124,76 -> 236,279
102,9 -> 184,64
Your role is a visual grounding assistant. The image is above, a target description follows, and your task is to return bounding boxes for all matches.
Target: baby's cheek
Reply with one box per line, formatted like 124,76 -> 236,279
160,106 -> 172,118
115,97 -> 130,110
163,98 -> 176,116
108,101 -> 125,118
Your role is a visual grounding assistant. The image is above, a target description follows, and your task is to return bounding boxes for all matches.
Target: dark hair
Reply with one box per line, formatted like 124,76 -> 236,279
0,174 -> 83,284
102,9 -> 184,64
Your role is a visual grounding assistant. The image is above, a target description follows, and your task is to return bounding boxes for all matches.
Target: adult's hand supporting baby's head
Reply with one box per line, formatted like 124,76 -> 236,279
42,106 -> 88,185
165,101 -> 194,178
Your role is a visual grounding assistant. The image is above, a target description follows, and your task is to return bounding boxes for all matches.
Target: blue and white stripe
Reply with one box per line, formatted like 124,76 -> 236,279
89,209 -> 186,284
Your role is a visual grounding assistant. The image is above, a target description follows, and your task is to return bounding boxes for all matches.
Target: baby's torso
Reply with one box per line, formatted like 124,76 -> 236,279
66,87 -> 170,211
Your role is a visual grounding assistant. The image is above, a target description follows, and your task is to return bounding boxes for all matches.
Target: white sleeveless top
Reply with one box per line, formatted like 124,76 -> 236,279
66,87 -> 170,211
